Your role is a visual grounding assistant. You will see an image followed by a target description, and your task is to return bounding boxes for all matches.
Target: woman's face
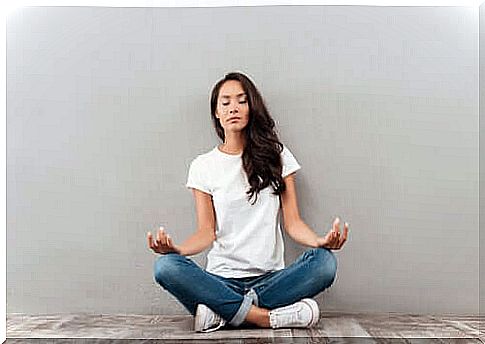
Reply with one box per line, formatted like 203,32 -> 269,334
215,80 -> 250,134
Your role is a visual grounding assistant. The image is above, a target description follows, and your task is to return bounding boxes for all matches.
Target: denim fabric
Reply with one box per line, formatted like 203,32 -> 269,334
153,247 -> 337,327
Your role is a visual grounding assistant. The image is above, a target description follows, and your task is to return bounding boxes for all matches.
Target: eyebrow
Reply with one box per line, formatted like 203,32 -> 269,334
220,93 -> 247,99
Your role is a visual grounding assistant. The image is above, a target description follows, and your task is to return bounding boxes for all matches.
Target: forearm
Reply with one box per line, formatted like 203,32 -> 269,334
177,230 -> 215,257
285,219 -> 320,248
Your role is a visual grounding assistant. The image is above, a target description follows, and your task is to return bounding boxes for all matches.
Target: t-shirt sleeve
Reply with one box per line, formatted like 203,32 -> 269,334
185,156 -> 212,195
281,144 -> 302,178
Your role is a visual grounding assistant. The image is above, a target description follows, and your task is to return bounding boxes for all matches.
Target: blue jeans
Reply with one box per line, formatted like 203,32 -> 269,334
153,247 -> 337,327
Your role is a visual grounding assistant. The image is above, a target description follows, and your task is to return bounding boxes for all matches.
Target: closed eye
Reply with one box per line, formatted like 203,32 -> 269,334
222,101 -> 247,106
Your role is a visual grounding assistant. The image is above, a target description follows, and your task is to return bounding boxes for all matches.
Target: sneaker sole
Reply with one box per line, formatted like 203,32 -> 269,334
301,298 -> 320,327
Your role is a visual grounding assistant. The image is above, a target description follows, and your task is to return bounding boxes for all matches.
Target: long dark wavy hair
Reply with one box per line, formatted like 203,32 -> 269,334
210,72 -> 287,205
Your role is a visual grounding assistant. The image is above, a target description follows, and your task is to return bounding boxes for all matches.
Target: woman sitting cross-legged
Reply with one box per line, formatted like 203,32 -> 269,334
147,71 -> 349,333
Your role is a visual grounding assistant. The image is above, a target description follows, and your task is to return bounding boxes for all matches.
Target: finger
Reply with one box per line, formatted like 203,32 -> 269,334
150,232 -> 159,249
338,236 -> 347,249
161,230 -> 170,247
148,232 -> 159,251
167,235 -> 174,248
330,231 -> 338,247
158,228 -> 167,247
159,226 -> 165,237
333,217 -> 341,234
157,228 -> 162,245
334,231 -> 341,247
337,233 -> 345,248
342,222 -> 349,240
336,223 -> 348,248
330,230 -> 339,247
337,223 -> 348,247
158,226 -> 167,245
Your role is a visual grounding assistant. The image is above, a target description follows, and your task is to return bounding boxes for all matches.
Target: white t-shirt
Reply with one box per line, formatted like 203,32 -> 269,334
185,143 -> 302,278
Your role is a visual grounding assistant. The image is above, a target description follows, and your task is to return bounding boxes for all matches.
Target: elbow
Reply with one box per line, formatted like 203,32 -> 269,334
209,231 -> 216,243
198,227 -> 216,243
208,227 -> 216,242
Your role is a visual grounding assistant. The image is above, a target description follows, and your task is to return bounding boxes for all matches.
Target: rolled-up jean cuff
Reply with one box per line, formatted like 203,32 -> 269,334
246,288 -> 259,307
228,293 -> 253,326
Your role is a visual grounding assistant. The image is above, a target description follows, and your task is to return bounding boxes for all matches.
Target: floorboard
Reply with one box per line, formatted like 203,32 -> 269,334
6,312 -> 484,343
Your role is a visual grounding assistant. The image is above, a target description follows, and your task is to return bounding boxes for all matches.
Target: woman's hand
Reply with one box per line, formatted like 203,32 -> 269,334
147,226 -> 181,255
316,217 -> 349,250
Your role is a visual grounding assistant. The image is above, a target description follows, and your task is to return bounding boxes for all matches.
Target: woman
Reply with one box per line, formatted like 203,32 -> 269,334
147,71 -> 349,333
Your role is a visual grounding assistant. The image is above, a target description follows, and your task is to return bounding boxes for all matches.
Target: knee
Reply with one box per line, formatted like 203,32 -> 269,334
153,253 -> 184,285
310,248 -> 338,287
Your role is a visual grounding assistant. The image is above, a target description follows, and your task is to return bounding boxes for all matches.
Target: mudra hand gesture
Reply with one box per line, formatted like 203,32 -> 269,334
147,226 -> 181,254
316,217 -> 349,250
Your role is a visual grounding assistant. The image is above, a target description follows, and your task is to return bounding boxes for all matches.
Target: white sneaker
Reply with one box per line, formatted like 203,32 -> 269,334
194,304 -> 227,333
268,298 -> 320,329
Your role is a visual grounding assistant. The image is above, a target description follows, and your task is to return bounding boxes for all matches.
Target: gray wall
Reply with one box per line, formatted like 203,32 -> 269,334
7,6 -> 478,315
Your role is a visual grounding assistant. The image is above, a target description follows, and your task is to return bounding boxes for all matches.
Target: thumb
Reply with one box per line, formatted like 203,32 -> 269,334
167,235 -> 178,247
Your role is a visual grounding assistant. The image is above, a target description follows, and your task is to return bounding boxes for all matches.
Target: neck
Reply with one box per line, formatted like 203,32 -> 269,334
221,132 -> 246,153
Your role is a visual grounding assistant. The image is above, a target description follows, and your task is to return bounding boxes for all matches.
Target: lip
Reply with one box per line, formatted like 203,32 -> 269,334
228,117 -> 240,122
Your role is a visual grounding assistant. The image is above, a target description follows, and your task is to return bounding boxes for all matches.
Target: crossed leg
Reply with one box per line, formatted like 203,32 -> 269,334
153,248 -> 337,328
153,253 -> 252,326
242,247 -> 338,327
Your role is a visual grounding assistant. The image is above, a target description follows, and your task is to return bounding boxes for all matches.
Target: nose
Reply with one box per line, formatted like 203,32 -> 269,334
229,103 -> 239,113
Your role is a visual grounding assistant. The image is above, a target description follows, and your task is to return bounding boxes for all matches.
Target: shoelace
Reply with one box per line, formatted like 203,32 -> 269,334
287,307 -> 302,324
271,305 -> 303,328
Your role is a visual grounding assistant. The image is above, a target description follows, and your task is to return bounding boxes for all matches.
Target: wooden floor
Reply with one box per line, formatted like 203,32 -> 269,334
6,311 -> 485,343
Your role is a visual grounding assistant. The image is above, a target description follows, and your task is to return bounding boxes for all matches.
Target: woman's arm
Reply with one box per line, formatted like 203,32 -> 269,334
177,227 -> 215,256
178,188 -> 217,256
280,173 -> 349,249
284,219 -> 320,248
280,173 -> 318,247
